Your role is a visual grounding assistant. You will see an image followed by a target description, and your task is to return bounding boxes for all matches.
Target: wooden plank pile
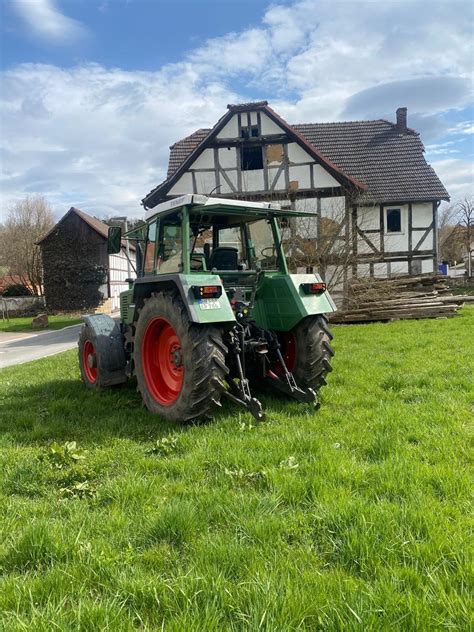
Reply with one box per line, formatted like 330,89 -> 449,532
330,275 -> 473,323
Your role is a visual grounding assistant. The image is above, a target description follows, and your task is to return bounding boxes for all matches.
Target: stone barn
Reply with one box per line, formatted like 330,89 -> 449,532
37,207 -> 136,312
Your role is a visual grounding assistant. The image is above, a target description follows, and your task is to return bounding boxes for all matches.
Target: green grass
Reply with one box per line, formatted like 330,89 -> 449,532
0,314 -> 83,333
0,310 -> 473,631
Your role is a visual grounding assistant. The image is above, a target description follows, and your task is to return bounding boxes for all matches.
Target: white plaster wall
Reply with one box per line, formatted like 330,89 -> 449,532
194,171 -> 216,194
168,171 -> 193,195
268,167 -> 285,191
218,147 -> 237,169
422,259 -> 434,273
241,169 -> 264,192
412,202 -> 433,228
357,263 -> 371,277
320,196 -> 345,219
357,236 -> 377,255
390,261 -> 409,275
168,172 -> 194,195
411,228 -> 434,250
289,164 -> 311,189
385,232 -> 409,251
295,198 -> 318,213
219,169 -> 238,194
313,165 -> 340,188
374,262 -> 388,277
217,116 -> 238,138
190,148 -> 214,169
260,112 -> 283,135
357,205 -> 379,230
287,142 -> 311,163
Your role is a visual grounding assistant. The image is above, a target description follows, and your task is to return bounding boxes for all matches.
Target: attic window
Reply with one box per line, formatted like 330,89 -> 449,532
386,208 -> 402,233
241,125 -> 259,139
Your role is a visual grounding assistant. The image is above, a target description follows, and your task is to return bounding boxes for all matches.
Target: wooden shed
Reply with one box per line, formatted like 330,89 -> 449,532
37,207 -> 135,312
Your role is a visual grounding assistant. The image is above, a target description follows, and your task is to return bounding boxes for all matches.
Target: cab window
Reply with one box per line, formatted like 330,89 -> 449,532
144,221 -> 157,274
158,223 -> 183,273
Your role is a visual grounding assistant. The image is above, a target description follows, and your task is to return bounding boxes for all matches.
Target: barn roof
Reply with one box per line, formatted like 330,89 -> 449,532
37,207 -> 135,250
159,105 -> 448,206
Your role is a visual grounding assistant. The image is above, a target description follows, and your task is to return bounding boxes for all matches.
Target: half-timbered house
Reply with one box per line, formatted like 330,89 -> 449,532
142,101 -> 449,291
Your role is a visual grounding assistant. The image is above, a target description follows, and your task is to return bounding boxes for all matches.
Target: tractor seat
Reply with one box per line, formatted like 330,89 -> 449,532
208,247 -> 239,270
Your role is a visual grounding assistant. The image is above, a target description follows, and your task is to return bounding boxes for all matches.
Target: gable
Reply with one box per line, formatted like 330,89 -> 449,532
146,103 -> 354,207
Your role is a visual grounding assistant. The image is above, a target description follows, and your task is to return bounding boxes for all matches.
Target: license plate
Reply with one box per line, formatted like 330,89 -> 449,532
199,299 -> 221,310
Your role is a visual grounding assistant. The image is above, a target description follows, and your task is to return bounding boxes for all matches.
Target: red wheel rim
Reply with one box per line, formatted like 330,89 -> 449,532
272,332 -> 296,376
142,317 -> 184,406
83,340 -> 98,383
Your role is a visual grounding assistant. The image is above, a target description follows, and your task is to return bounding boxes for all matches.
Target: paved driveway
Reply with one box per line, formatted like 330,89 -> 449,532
0,324 -> 82,369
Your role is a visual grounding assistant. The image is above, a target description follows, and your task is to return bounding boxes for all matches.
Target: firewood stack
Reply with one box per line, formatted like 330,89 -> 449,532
330,275 -> 473,323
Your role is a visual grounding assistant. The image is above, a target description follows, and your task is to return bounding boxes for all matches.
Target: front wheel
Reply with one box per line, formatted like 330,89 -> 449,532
134,292 -> 228,422
274,314 -> 334,392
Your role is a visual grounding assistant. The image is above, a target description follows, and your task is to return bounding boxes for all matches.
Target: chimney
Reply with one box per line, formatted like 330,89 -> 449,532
396,107 -> 407,134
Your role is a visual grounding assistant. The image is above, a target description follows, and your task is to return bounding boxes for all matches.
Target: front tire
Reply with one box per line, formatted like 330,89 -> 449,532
134,292 -> 228,422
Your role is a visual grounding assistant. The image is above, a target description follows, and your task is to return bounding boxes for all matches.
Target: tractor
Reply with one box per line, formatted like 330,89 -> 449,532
78,195 -> 336,421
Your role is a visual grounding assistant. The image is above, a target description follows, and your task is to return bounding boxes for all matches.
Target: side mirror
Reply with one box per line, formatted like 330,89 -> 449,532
107,226 -> 122,254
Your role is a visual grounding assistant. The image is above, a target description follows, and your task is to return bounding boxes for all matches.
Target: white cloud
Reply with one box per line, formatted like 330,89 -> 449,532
431,159 -> 474,201
12,0 -> 86,43
1,0 -> 473,221
0,63 -> 241,219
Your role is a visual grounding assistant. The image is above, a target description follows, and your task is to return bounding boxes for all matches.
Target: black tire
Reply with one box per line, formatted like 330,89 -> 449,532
285,314 -> 334,392
134,291 -> 228,422
78,319 -> 127,390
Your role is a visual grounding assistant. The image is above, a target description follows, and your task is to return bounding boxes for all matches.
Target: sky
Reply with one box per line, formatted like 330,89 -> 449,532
0,0 -> 473,221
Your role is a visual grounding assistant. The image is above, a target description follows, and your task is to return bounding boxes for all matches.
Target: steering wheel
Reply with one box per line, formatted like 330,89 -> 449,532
260,246 -> 276,260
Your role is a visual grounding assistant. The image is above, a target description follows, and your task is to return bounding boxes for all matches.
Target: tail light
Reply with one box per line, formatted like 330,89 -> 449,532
301,282 -> 327,295
191,285 -> 222,299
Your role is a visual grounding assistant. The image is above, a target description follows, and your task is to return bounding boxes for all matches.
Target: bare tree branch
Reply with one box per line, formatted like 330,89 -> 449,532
0,195 -> 55,295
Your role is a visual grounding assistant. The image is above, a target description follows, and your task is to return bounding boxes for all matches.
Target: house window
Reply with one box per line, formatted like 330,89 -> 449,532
240,124 -> 263,171
386,208 -> 402,233
241,145 -> 263,171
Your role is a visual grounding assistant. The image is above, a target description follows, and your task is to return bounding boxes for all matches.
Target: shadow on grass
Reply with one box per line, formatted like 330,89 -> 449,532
0,376 -> 275,446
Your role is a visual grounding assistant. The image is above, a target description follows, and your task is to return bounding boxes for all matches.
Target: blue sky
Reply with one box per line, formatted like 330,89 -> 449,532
0,0 -> 473,220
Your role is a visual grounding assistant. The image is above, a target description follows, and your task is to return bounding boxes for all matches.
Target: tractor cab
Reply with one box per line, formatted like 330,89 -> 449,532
91,194 -> 336,422
137,195 -> 289,277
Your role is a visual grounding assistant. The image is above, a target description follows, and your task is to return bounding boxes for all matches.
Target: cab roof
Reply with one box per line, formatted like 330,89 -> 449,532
144,194 -> 317,222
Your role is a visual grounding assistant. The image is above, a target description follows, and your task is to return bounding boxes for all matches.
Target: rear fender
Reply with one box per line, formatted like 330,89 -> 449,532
131,274 -> 236,325
252,273 -> 337,332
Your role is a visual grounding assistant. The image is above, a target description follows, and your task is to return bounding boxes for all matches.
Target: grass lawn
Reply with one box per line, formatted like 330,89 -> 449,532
0,310 -> 472,630
0,315 -> 83,334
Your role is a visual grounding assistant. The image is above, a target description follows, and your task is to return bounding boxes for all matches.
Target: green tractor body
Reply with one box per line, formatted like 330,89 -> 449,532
79,195 -> 336,421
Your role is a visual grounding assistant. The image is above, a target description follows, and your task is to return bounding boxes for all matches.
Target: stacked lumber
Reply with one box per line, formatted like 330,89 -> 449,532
330,275 -> 473,323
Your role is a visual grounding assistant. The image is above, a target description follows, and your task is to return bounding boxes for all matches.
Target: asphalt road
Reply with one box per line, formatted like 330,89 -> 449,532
0,324 -> 82,369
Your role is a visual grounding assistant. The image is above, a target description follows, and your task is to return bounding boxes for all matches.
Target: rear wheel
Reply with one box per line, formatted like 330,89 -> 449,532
134,292 -> 228,422
274,315 -> 334,392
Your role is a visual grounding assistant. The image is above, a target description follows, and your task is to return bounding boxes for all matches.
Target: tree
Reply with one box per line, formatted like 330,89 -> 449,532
438,204 -> 464,264
0,195 -> 55,295
456,197 -> 474,276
